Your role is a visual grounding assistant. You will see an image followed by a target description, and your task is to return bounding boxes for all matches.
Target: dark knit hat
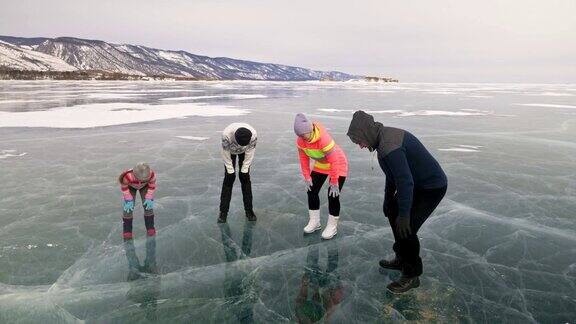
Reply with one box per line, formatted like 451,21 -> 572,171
235,127 -> 252,146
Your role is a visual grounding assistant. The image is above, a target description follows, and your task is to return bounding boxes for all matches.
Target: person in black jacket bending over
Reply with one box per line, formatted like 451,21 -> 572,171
347,110 -> 448,293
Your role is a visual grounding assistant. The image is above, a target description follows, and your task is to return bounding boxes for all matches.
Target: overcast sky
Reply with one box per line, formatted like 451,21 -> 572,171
1,0 -> 575,82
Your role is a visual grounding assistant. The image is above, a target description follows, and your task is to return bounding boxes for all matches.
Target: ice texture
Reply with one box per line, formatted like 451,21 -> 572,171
0,81 -> 575,323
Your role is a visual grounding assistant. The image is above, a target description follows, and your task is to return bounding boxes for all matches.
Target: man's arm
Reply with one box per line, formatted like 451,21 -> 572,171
240,142 -> 256,173
222,136 -> 235,174
384,149 -> 414,218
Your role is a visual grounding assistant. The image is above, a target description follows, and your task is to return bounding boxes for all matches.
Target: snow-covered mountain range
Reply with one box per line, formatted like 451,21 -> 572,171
0,36 -> 358,81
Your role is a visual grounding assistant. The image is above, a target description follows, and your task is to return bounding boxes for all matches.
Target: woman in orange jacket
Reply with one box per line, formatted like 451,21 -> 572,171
294,113 -> 348,239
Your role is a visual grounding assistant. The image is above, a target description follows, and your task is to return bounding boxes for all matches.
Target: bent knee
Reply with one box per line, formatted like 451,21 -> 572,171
238,172 -> 251,183
223,172 -> 236,185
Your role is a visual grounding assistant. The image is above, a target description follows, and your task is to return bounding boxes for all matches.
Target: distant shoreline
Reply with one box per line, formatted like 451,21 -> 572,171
0,68 -> 398,82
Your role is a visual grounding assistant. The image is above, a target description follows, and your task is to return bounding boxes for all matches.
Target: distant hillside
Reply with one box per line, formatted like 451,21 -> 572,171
0,36 -> 360,81
0,40 -> 76,72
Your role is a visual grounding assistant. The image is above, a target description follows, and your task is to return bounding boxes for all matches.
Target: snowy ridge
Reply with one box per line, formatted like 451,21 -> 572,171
0,40 -> 76,72
0,36 -> 358,80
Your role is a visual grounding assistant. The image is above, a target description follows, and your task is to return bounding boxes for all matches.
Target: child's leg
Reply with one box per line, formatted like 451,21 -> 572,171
140,187 -> 155,235
123,188 -> 137,237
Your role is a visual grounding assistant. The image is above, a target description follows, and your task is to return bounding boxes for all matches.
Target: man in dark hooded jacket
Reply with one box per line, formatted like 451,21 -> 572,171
347,110 -> 447,293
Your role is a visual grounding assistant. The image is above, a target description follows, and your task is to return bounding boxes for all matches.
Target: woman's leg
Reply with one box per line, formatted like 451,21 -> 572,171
303,172 -> 327,233
322,176 -> 345,239
327,176 -> 346,216
307,171 -> 328,210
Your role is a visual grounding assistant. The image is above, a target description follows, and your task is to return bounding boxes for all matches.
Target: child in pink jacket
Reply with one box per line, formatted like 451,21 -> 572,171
294,113 -> 348,239
118,163 -> 157,240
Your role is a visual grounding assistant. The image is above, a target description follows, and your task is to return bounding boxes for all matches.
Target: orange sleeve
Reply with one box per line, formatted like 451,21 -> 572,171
297,142 -> 312,181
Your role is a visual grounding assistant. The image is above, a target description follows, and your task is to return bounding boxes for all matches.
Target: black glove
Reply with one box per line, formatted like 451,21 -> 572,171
396,216 -> 412,239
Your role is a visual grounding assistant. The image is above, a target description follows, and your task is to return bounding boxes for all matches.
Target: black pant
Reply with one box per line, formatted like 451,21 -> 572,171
385,186 -> 447,277
219,153 -> 253,213
307,171 -> 346,216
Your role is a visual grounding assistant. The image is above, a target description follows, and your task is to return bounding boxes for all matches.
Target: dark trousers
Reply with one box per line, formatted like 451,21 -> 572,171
307,171 -> 346,216
385,186 -> 447,277
219,153 -> 253,213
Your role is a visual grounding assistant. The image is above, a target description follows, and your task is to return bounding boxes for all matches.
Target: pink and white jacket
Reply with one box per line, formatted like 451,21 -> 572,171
119,169 -> 157,201
296,122 -> 348,185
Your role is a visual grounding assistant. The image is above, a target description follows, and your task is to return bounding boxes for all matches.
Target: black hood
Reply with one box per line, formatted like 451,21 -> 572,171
347,110 -> 382,151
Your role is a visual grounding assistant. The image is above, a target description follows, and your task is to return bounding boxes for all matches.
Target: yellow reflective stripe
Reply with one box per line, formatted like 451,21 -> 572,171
322,140 -> 335,153
314,161 -> 331,170
303,148 -> 325,160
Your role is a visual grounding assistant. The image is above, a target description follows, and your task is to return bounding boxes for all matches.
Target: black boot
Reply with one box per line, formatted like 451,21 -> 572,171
245,209 -> 257,222
379,258 -> 402,271
387,275 -> 420,293
218,211 -> 228,223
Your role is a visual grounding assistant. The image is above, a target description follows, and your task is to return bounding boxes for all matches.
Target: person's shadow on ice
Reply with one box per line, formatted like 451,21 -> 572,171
123,237 -> 161,321
218,221 -> 256,323
295,242 -> 344,323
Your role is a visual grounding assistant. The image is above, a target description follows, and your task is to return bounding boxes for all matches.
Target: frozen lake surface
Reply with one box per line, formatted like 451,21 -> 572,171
0,80 -> 575,323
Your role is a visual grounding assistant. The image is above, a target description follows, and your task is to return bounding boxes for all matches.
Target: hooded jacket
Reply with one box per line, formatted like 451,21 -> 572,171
347,111 -> 447,218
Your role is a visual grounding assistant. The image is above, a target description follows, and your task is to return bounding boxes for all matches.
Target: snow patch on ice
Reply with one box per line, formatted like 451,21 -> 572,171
84,93 -> 142,99
515,103 -> 576,109
525,92 -> 575,97
317,108 -> 354,113
175,136 -> 209,141
318,108 -> 494,117
0,103 -> 249,129
439,148 -> 479,153
228,94 -> 267,99
439,144 -> 483,153
458,145 -> 484,149
160,96 -> 221,101
160,94 -> 267,101
399,110 -> 491,117
367,110 -> 405,114
0,150 -> 27,159
0,99 -> 56,104
358,90 -> 396,94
